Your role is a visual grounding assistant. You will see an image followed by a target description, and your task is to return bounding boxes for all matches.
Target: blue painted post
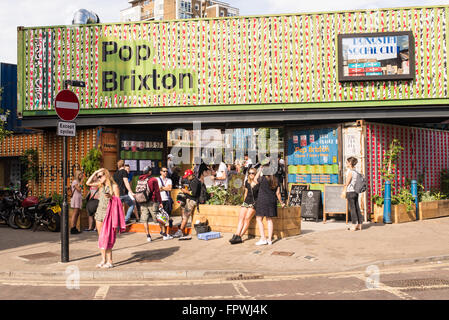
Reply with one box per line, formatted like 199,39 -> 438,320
411,180 -> 419,220
383,180 -> 392,224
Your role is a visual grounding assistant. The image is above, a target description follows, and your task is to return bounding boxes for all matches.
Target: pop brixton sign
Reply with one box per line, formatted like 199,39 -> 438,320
17,7 -> 448,115
338,31 -> 415,82
100,38 -> 197,95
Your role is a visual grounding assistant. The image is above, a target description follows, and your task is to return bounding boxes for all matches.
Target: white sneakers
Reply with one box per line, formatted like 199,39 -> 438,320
163,234 -> 174,240
255,239 -> 272,246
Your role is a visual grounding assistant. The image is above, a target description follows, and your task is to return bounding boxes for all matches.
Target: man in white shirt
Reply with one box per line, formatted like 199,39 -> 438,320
157,167 -> 174,229
211,161 -> 228,189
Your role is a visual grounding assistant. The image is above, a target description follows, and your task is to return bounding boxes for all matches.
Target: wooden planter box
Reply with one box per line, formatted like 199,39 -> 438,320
372,204 -> 416,223
419,200 -> 449,220
373,205 -> 384,223
392,204 -> 416,223
195,205 -> 301,239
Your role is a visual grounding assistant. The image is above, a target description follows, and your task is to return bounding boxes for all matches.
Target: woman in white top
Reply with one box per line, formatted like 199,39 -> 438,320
342,157 -> 363,231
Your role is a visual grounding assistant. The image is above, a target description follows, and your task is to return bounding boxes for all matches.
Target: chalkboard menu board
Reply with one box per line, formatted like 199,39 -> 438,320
323,184 -> 348,223
301,190 -> 322,221
288,184 -> 309,206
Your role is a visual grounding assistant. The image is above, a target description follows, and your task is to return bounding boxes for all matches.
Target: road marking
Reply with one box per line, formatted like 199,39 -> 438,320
1,260 -> 449,288
352,274 -> 417,300
232,282 -> 253,299
93,286 -> 110,300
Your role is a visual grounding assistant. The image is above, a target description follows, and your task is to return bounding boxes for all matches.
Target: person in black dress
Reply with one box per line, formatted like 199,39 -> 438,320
229,168 -> 259,244
254,164 -> 285,245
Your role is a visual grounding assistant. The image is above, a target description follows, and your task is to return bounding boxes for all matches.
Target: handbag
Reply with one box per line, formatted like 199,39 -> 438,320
85,188 -> 99,214
156,208 -> 169,225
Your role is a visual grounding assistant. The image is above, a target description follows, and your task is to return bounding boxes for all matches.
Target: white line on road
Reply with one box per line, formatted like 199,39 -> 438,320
94,286 -> 110,300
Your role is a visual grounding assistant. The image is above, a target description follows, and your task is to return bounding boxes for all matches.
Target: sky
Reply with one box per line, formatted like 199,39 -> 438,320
0,0 -> 448,64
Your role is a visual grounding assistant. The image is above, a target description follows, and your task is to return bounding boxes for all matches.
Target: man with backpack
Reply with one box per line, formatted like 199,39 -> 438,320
136,166 -> 173,242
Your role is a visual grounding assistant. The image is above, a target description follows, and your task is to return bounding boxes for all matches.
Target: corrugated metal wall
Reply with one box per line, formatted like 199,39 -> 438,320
366,123 -> 449,213
19,6 -> 449,112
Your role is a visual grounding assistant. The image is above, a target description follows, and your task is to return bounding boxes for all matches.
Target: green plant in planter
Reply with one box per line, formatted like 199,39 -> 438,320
206,185 -> 228,205
81,148 -> 102,177
441,169 -> 449,197
20,149 -> 39,183
370,139 -> 404,205
206,185 -> 244,206
50,192 -> 63,207
421,190 -> 446,202
391,187 -> 415,212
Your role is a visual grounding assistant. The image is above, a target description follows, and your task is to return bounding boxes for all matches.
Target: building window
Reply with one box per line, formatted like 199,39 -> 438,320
220,10 -> 225,17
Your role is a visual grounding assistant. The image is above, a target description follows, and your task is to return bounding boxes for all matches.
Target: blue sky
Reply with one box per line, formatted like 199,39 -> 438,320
0,0 -> 448,64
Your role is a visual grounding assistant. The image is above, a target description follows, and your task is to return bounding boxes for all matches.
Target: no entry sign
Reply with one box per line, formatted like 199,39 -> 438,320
54,90 -> 80,121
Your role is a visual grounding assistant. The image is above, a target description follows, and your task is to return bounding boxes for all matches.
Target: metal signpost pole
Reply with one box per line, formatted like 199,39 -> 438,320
59,80 -> 84,263
61,134 -> 69,262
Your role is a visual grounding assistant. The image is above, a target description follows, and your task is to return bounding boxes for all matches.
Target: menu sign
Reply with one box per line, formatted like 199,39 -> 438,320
338,31 -> 415,82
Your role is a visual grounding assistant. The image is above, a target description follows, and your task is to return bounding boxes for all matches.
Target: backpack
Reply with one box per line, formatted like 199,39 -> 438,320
353,171 -> 367,194
135,177 -> 152,203
198,182 -> 210,204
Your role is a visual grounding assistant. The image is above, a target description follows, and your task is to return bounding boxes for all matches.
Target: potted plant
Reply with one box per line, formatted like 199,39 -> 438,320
419,189 -> 449,220
371,139 -> 404,223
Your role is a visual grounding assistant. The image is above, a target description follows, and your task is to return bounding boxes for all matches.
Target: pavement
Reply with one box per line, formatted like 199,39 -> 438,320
1,215 -> 449,281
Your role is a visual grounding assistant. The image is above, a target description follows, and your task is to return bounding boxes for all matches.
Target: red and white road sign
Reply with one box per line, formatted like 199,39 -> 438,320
54,90 -> 80,121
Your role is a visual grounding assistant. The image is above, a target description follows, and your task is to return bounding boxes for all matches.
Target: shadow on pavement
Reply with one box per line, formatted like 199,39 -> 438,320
114,246 -> 180,267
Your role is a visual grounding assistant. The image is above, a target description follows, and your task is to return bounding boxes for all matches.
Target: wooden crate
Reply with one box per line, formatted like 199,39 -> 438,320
419,200 -> 449,220
195,205 -> 301,239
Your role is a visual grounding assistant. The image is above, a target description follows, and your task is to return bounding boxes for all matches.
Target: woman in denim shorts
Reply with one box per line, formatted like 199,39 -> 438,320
229,168 -> 259,244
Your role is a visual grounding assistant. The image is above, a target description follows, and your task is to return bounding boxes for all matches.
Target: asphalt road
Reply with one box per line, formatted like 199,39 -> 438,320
1,260 -> 449,301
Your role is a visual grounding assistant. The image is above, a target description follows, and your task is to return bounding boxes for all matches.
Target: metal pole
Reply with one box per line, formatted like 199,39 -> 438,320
411,180 -> 419,220
61,135 -> 69,262
383,180 -> 392,224
61,80 -> 69,263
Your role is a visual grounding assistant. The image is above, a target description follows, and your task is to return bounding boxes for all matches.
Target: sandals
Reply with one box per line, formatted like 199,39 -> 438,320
96,262 -> 114,268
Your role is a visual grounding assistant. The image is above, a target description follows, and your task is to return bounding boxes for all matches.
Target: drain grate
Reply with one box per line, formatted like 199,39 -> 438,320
226,274 -> 264,281
271,251 -> 295,257
18,252 -> 59,261
383,278 -> 449,291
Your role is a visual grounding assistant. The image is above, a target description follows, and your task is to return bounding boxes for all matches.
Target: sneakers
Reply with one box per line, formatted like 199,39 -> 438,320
147,235 -> 152,242
229,235 -> 243,245
255,239 -> 268,246
70,227 -> 80,234
163,234 -> 174,240
173,229 -> 184,238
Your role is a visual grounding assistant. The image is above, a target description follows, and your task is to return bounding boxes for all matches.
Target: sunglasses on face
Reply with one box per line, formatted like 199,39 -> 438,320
161,170 -> 168,172
97,174 -> 104,178
249,172 -> 256,175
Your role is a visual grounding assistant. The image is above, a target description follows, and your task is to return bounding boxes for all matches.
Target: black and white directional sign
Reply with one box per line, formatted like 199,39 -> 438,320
57,121 -> 76,137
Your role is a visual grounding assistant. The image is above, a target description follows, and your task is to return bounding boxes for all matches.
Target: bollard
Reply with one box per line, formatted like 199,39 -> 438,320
383,180 -> 392,224
411,180 -> 419,220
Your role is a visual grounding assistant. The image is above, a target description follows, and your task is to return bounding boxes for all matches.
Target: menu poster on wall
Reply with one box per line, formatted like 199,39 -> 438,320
139,160 -> 153,171
125,160 -> 138,171
338,31 -> 415,82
